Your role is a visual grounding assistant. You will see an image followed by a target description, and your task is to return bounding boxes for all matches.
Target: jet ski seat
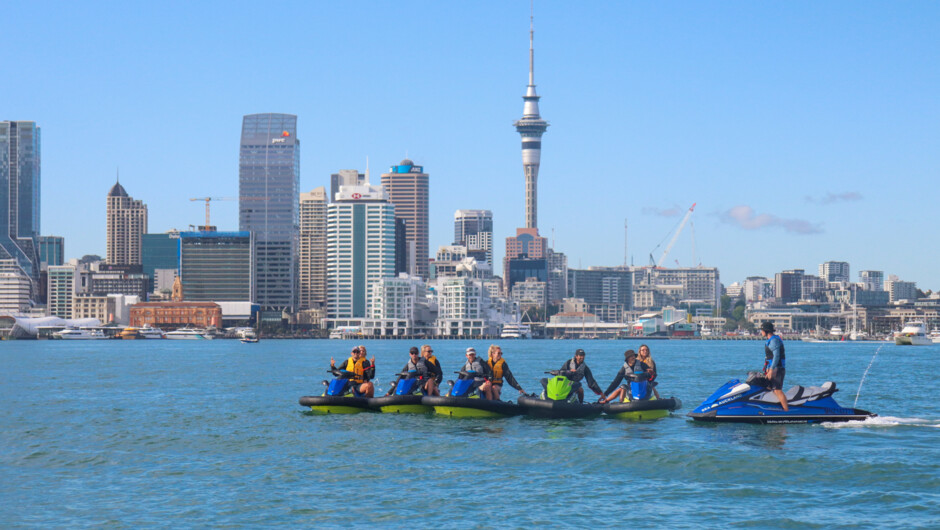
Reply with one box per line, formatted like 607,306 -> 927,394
753,382 -> 837,405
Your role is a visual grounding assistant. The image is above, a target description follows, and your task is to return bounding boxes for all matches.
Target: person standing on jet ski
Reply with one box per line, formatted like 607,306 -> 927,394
485,344 -> 525,400
598,349 -> 651,404
459,347 -> 493,397
559,348 -> 604,403
330,346 -> 375,397
759,321 -> 789,412
385,346 -> 431,396
421,344 -> 443,396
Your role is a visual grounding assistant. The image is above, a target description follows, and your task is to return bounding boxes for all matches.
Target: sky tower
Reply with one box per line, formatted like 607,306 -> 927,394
513,13 -> 549,230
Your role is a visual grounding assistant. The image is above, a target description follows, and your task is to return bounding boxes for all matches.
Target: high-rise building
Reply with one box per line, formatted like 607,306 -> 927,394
39,236 -> 64,268
513,18 -> 549,230
326,184 -> 396,321
818,261 -> 850,283
885,279 -> 917,303
0,259 -> 32,313
299,187 -> 327,309
106,181 -> 148,266
47,264 -> 76,318
775,269 -> 805,304
567,266 -> 633,321
142,231 -> 181,293
179,231 -> 253,302
330,170 -> 365,203
859,270 -> 884,291
454,209 -> 494,269
238,113 -> 300,313
0,121 -> 41,288
503,227 -> 548,293
381,160 -> 429,279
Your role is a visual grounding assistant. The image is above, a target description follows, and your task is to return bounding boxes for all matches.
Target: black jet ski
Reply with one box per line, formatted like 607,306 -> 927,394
368,371 -> 431,413
602,372 -> 681,420
688,372 -> 876,424
299,369 -> 372,414
422,372 -> 522,418
517,371 -> 602,419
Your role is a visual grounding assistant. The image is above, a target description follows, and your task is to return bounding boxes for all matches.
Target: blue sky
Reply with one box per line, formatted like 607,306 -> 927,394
8,1 -> 940,288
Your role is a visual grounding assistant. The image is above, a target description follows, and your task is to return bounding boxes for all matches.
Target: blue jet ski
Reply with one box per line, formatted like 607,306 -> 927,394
688,372 -> 875,424
368,371 -> 431,413
422,371 -> 523,418
602,372 -> 681,420
299,369 -> 372,414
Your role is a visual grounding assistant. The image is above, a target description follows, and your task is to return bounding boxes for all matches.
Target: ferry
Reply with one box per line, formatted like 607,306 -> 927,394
329,326 -> 361,340
500,323 -> 531,339
53,328 -> 108,340
138,325 -> 166,339
165,327 -> 215,340
119,327 -> 140,340
895,322 -> 931,346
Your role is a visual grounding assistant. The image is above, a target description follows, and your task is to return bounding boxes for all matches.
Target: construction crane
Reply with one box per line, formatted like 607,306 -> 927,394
190,197 -> 235,229
649,203 -> 696,268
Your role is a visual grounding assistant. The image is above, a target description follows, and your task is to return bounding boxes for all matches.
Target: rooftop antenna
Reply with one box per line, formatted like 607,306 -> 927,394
624,218 -> 628,269
116,167 -> 120,183
551,226 -> 555,249
365,156 -> 370,184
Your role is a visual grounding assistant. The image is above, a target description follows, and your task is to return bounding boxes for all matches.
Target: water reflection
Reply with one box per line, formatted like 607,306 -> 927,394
692,421 -> 790,450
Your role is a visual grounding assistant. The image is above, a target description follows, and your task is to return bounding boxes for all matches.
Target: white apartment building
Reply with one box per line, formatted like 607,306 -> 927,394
299,187 -> 328,310
47,265 -> 77,318
362,274 -> 431,336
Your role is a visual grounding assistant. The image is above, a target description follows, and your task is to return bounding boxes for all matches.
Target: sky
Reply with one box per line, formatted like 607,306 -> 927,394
7,1 -> 940,288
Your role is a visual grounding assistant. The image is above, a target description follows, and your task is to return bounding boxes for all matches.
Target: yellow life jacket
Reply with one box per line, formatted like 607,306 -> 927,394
342,357 -> 365,384
488,358 -> 505,385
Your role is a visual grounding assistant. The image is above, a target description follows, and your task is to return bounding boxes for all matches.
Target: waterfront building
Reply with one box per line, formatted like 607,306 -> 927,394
513,18 -> 549,230
88,265 -> 149,300
801,274 -> 827,302
39,236 -> 64,268
142,231 -> 181,294
859,270 -> 884,292
454,210 -> 493,269
546,249 -> 567,304
47,265 -> 76,318
885,279 -> 917,303
179,231 -> 253,302
0,259 -> 32,314
72,293 -> 116,323
238,113 -> 299,314
634,266 -> 721,310
381,160 -> 429,279
632,283 -> 683,312
775,269 -> 804,304
0,121 -> 41,288
325,184 -> 396,323
330,170 -> 365,203
511,277 -> 548,310
106,181 -> 148,266
436,277 -> 498,337
819,261 -> 850,283
361,274 -> 432,337
129,301 -> 222,329
299,187 -> 328,310
567,266 -> 633,322
432,246 -> 492,280
744,276 -> 774,303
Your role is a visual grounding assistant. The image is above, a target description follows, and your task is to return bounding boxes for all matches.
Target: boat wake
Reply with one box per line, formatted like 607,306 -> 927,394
822,416 -> 940,429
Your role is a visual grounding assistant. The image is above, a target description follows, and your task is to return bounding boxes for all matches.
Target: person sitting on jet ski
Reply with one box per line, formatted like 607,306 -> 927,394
421,344 -> 443,396
759,321 -> 789,412
458,347 -> 494,398
485,344 -> 525,400
330,346 -> 375,397
559,348 -> 604,403
637,344 -> 661,399
598,349 -> 653,404
385,346 -> 431,396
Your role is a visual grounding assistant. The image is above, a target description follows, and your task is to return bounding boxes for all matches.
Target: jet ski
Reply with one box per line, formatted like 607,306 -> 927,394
299,369 -> 372,414
517,371 -> 602,419
422,372 -> 522,418
602,372 -> 681,420
368,371 -> 431,413
688,372 -> 876,424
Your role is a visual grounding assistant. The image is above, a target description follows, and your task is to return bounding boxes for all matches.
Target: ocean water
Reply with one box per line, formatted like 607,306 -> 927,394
1,339 -> 938,528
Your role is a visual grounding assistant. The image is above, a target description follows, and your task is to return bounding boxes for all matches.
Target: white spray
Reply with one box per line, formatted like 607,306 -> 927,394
855,343 -> 884,408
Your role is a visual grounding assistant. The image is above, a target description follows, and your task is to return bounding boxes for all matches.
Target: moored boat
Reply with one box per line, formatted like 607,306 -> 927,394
894,322 -> 930,346
165,327 -> 214,340
53,328 -> 108,340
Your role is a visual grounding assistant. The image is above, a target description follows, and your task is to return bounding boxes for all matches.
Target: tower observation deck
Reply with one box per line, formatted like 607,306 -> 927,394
513,15 -> 549,230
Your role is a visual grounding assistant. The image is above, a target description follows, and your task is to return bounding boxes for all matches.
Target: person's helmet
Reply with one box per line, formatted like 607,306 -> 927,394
760,322 -> 775,334
409,346 -> 419,354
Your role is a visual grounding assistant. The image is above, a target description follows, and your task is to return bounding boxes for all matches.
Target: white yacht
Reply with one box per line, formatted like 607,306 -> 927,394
165,327 -> 214,340
138,325 -> 166,339
894,322 -> 931,346
929,329 -> 940,344
53,328 -> 108,340
329,326 -> 361,340
829,326 -> 844,337
500,323 -> 531,339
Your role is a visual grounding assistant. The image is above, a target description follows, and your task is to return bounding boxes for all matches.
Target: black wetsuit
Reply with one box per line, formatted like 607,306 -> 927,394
425,355 -> 443,385
390,358 -> 430,391
560,358 -> 603,395
488,358 -> 524,393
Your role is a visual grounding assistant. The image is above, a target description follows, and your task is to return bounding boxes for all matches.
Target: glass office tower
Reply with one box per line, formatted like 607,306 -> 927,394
238,114 -> 299,313
0,121 -> 41,288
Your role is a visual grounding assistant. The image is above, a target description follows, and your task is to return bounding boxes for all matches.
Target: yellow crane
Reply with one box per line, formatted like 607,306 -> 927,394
190,197 -> 235,230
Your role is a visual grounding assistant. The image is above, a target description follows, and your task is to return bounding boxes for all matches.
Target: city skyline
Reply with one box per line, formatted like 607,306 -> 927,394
7,2 -> 940,287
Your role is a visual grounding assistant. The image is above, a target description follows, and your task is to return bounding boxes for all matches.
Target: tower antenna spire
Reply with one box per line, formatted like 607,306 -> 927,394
529,0 -> 535,86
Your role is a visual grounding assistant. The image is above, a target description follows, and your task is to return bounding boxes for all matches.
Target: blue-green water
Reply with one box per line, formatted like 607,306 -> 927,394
2,339 -> 938,527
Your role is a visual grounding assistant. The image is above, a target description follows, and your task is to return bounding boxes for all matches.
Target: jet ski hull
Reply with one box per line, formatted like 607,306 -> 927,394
299,395 -> 371,414
517,395 -> 603,419
369,394 -> 431,414
422,396 -> 522,417
603,397 -> 681,420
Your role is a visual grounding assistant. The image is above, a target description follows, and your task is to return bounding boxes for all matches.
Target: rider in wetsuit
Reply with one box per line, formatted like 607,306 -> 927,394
421,344 -> 443,396
558,349 -> 604,403
485,344 -> 525,400
459,347 -> 493,397
330,346 -> 375,397
599,349 -> 655,403
760,321 -> 789,411
386,346 -> 431,396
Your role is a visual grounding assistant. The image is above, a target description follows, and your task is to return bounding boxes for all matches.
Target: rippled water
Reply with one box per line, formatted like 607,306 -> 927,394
2,339 -> 938,527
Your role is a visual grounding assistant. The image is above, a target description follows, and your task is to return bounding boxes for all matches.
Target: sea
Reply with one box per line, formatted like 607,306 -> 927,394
1,338 -> 937,528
